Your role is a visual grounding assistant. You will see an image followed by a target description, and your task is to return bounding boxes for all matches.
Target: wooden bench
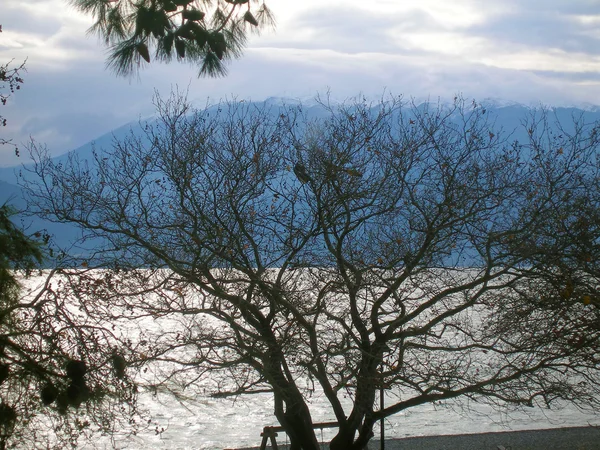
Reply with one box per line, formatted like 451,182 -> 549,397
259,422 -> 339,450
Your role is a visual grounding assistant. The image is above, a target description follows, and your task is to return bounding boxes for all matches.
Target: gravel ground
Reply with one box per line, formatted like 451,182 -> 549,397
237,426 -> 600,450
367,426 -> 600,450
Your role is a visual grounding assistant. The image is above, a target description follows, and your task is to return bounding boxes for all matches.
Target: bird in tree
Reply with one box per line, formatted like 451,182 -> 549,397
70,0 -> 276,77
293,162 -> 311,184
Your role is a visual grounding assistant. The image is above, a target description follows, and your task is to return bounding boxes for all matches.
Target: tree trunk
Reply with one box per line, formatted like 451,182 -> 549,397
330,420 -> 375,450
353,416 -> 376,450
330,372 -> 378,450
329,423 -> 355,450
273,391 -> 320,450
284,408 -> 320,450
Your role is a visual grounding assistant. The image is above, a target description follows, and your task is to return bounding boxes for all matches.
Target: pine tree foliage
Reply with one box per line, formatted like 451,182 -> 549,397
0,205 -> 42,310
71,0 -> 275,77
0,206 -> 141,448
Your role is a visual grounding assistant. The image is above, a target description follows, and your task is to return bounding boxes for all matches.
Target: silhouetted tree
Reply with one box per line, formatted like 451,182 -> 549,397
24,94 -> 600,449
0,203 -> 141,448
0,24 -> 141,446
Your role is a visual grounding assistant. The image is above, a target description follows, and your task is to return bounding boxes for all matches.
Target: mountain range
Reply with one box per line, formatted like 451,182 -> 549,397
1,98 -> 599,252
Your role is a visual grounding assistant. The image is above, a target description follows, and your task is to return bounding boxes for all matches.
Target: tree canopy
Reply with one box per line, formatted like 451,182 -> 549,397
70,0 -> 275,77
24,94 -> 600,449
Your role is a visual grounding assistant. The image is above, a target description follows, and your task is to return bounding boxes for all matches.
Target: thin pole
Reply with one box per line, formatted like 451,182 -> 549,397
380,383 -> 385,450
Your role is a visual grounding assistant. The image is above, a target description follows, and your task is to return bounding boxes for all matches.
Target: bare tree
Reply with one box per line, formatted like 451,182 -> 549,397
24,94 -> 600,449
0,24 -> 26,151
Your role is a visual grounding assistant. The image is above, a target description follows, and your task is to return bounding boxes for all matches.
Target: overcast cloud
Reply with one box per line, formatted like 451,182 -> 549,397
1,0 -> 599,166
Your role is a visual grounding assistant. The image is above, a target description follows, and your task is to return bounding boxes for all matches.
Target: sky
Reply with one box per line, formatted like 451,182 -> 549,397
1,0 -> 599,166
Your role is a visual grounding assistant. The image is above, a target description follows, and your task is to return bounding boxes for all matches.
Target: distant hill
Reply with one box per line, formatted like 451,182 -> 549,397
1,98 -> 599,255
0,120 -> 142,252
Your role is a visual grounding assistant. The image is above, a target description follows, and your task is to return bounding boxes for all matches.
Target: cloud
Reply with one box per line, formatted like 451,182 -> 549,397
263,3 -> 600,83
223,45 -> 600,107
467,9 -> 600,56
531,69 -> 600,83
0,3 -> 63,42
21,111 -> 123,152
2,0 -> 600,168
262,6 -> 451,55
285,7 -> 408,53
0,61 -> 183,165
497,0 -> 600,15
